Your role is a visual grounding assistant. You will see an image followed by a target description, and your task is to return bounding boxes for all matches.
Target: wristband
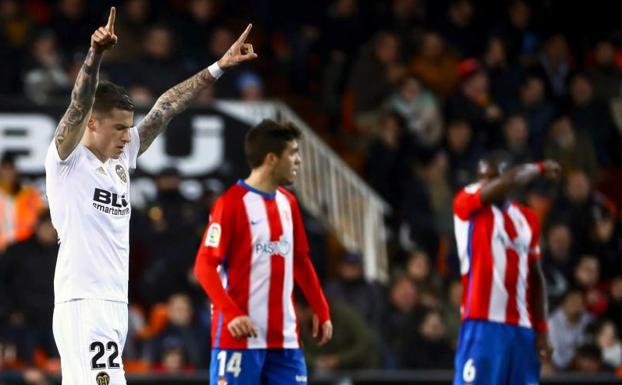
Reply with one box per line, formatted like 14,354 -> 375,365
535,320 -> 548,332
536,161 -> 545,174
208,62 -> 224,79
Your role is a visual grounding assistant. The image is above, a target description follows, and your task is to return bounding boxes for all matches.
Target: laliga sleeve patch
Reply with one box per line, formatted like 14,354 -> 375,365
205,223 -> 222,247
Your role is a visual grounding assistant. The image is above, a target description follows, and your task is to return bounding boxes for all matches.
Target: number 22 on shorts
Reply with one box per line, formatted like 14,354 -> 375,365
217,351 -> 242,378
463,358 -> 476,383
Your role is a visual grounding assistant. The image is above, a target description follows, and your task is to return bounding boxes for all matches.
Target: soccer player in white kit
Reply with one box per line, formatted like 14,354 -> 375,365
45,7 -> 257,385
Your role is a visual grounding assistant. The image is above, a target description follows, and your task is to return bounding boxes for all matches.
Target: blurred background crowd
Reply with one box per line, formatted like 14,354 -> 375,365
1,0 -> 622,379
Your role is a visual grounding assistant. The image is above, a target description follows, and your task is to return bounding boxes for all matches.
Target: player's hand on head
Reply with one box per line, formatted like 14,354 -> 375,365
91,7 -> 118,53
217,24 -> 258,70
542,159 -> 561,180
312,315 -> 333,346
228,315 -> 258,339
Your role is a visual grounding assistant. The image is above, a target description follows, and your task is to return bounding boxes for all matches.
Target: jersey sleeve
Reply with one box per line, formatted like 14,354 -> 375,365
194,195 -> 244,318
126,126 -> 140,169
453,183 -> 484,220
287,192 -> 331,324
45,141 -> 83,179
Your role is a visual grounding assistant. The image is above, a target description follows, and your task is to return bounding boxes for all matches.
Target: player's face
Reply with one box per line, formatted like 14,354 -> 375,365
272,140 -> 301,186
91,108 -> 134,160
477,159 -> 507,185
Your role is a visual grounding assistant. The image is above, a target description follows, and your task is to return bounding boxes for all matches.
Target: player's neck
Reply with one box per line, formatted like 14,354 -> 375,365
82,139 -> 109,163
244,170 -> 278,195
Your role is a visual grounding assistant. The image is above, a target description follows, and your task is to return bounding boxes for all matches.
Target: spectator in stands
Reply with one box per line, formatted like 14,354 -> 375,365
47,0 -> 94,57
543,117 -> 599,179
517,75 -> 556,153
365,111 -> 406,211
595,319 -> 622,368
573,255 -> 608,316
567,73 -> 620,166
605,277 -> 622,338
130,25 -> 187,95
324,252 -> 384,335
589,201 -> 622,278
0,152 -> 45,253
548,288 -> 593,370
237,71 -> 264,101
104,0 -> 151,63
383,274 -> 423,368
410,31 -> 460,98
300,299 -> 377,372
501,113 -> 534,165
0,211 -> 58,365
531,34 -> 572,101
542,223 -> 574,308
176,0 -> 222,66
445,119 -> 483,191
573,344 -> 608,372
482,36 -> 523,113
405,249 -> 443,307
492,1 -> 539,62
387,76 -> 443,149
137,168 -> 205,306
587,39 -> 622,103
399,309 -> 454,369
146,293 -> 206,370
445,69 -> 503,147
23,30 -> 70,104
349,31 -> 406,130
438,0 -> 479,58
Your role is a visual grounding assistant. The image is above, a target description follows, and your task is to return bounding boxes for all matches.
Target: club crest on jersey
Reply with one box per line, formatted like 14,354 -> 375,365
95,372 -> 110,385
115,164 -> 127,183
206,223 -> 222,247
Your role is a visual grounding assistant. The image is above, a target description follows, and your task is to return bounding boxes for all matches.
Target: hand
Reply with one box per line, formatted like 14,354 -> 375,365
91,7 -> 118,53
536,331 -> 553,363
312,315 -> 333,346
217,24 -> 258,70
541,159 -> 561,180
228,315 -> 258,339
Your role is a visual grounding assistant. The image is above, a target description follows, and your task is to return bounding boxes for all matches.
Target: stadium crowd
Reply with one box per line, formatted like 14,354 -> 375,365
1,0 -> 622,379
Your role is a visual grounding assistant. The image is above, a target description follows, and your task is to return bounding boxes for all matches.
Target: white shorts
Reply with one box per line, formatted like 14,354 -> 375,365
53,299 -> 128,385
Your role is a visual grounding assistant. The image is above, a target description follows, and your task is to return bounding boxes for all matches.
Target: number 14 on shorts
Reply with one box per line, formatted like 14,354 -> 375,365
217,351 -> 243,378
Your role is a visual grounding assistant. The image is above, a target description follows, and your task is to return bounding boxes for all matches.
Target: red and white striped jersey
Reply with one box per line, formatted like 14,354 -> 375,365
194,180 -> 330,349
453,183 -> 541,328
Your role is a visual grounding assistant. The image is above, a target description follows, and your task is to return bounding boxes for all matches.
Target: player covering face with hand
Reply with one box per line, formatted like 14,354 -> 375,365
452,152 -> 560,385
45,6 -> 256,385
194,119 -> 333,385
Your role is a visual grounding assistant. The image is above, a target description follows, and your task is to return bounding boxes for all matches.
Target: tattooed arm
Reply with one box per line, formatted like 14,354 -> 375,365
54,7 -> 118,160
137,23 -> 257,155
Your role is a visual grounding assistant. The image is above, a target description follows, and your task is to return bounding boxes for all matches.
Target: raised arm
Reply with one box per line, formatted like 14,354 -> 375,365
480,160 -> 561,204
137,24 -> 258,155
54,7 -> 117,160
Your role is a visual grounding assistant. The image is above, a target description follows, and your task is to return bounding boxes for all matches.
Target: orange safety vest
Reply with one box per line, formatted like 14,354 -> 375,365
0,186 -> 44,252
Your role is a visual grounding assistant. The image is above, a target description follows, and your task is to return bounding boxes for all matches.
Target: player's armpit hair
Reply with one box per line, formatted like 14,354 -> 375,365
137,68 -> 215,155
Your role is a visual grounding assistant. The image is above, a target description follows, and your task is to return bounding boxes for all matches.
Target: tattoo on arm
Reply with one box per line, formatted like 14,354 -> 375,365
55,48 -> 103,159
138,68 -> 216,155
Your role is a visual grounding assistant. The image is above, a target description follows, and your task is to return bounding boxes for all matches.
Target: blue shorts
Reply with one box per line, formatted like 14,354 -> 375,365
210,348 -> 307,385
453,320 -> 540,385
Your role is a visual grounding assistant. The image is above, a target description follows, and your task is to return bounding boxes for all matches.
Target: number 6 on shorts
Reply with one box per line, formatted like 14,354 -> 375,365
217,351 -> 243,378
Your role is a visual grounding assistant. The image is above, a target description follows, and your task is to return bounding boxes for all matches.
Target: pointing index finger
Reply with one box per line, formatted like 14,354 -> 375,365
106,7 -> 116,33
236,23 -> 252,44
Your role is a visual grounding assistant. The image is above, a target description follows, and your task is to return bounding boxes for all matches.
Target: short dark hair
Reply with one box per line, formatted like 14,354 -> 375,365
244,119 -> 302,169
92,80 -> 134,115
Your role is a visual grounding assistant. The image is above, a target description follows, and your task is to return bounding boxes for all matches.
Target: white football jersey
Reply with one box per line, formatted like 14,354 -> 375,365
45,127 -> 140,304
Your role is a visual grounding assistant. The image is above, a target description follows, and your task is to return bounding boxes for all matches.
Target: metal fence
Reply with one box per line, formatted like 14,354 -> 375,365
214,101 -> 391,283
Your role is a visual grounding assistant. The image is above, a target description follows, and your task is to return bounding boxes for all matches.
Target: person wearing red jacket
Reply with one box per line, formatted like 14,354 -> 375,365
194,119 -> 332,385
